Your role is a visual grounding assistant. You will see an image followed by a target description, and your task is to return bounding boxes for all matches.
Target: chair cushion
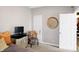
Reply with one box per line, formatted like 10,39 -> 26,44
0,38 -> 9,51
0,32 -> 12,45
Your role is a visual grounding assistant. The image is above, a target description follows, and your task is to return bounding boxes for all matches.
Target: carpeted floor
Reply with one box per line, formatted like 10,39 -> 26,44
26,43 -> 74,52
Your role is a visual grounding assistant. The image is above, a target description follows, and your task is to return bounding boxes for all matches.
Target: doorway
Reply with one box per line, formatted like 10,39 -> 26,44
59,13 -> 76,51
33,15 -> 43,43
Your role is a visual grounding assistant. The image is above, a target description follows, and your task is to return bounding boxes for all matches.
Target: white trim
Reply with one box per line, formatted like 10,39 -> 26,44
29,6 -> 43,8
40,41 -> 59,47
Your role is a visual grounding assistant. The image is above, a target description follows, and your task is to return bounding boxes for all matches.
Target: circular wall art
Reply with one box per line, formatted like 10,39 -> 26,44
47,17 -> 58,29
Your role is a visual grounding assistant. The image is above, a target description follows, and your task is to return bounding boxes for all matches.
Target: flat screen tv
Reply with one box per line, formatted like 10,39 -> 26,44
15,26 -> 24,34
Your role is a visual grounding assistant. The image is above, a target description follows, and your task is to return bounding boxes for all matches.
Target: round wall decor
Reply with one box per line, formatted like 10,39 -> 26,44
47,17 -> 58,29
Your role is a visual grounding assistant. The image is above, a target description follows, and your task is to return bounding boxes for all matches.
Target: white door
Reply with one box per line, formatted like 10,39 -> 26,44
33,15 -> 42,42
59,13 -> 77,51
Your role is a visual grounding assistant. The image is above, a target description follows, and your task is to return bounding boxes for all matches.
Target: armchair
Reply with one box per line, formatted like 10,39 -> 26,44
0,31 -> 13,45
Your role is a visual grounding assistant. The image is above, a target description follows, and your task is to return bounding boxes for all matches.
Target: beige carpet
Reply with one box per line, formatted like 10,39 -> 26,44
27,43 -> 74,52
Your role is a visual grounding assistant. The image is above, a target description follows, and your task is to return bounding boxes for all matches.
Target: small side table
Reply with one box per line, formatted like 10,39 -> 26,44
16,36 -> 28,48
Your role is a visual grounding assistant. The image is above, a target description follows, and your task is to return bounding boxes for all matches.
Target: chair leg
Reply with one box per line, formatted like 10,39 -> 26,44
29,38 -> 39,47
30,40 -> 33,48
37,41 -> 39,45
30,44 -> 32,48
36,39 -> 39,46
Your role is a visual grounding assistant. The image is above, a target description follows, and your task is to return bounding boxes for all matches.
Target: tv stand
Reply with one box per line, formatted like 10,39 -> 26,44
11,33 -> 27,39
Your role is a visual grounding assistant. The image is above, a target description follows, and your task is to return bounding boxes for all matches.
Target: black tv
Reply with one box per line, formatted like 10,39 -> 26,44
15,26 -> 24,34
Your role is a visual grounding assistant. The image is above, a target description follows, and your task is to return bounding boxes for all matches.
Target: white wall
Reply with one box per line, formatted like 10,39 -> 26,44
0,6 -> 32,33
0,6 -> 75,46
32,6 -> 74,46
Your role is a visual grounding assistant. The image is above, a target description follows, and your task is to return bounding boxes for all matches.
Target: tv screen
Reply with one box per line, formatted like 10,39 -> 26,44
15,26 -> 24,34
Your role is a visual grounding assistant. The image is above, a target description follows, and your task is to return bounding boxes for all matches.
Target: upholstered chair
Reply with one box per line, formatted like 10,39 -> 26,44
28,31 -> 39,47
0,31 -> 12,45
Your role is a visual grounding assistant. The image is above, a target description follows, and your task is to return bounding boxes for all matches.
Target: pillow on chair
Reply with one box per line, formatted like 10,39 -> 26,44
0,31 -> 12,45
0,38 -> 9,51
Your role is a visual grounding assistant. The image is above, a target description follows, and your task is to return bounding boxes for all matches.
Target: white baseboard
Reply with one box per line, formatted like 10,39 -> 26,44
39,41 -> 59,47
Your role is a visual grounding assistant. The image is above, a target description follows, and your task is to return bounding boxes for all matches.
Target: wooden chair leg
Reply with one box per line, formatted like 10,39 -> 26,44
30,40 -> 33,48
36,38 -> 39,46
37,41 -> 39,45
30,44 -> 32,48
